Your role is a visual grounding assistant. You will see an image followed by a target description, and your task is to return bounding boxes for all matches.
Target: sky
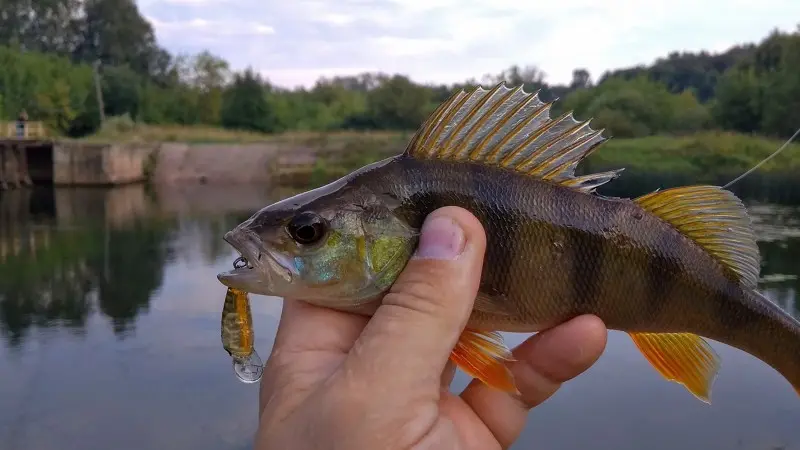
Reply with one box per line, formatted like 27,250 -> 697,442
135,0 -> 800,89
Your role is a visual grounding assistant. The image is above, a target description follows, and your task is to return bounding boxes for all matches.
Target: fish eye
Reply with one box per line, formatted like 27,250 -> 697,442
287,211 -> 327,245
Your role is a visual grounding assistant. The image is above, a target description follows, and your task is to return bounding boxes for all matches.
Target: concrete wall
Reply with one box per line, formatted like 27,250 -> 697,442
53,142 -> 154,186
150,143 -> 285,184
50,141 -> 303,186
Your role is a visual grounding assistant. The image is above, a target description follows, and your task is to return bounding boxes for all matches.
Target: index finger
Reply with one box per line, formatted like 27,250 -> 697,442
258,299 -> 370,416
271,298 -> 369,357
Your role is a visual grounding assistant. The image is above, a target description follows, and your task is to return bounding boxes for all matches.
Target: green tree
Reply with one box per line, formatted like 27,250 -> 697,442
599,46 -> 755,102
0,46 -> 93,133
365,75 -> 433,130
307,77 -> 368,130
560,76 -> 707,138
759,30 -> 800,137
570,69 -> 592,90
101,65 -> 144,119
713,68 -> 763,133
0,0 -> 82,55
73,0 -> 167,77
188,51 -> 230,125
220,69 -> 275,132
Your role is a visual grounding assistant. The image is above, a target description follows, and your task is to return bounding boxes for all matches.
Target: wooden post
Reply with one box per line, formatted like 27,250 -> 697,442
93,60 -> 106,125
7,143 -> 21,189
0,189 -> 6,262
0,142 -> 8,190
15,143 -> 32,186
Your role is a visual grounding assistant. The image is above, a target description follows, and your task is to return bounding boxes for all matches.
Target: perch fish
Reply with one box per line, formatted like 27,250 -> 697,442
217,82 -> 800,402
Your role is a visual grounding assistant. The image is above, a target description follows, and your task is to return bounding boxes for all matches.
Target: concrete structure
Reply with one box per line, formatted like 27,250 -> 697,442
52,142 -> 153,186
1,121 -> 43,189
0,140 -> 34,189
0,140 -> 153,189
150,142 -> 282,184
1,121 -> 153,188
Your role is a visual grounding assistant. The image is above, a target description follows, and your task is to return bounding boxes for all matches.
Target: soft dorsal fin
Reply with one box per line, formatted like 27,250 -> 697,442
403,82 -> 623,193
634,185 -> 760,287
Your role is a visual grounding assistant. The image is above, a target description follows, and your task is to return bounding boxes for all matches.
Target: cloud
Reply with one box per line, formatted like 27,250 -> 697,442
146,17 -> 274,37
136,0 -> 800,88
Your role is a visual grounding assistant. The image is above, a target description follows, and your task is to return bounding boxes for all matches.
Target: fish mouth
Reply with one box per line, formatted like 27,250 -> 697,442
216,229 -> 297,293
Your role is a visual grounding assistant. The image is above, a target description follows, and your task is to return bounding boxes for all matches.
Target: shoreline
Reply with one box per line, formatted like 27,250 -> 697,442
135,130 -> 800,186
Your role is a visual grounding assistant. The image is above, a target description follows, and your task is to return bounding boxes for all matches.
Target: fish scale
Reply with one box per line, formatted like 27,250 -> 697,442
218,82 -> 800,405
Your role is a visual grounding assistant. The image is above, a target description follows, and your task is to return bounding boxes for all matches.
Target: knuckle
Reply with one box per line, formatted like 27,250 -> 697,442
385,276 -> 446,317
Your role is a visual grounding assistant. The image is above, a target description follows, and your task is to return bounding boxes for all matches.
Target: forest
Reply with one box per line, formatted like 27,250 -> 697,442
1,0 -> 799,142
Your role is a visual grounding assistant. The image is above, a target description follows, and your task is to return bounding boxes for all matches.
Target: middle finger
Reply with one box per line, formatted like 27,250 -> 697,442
458,315 -> 607,448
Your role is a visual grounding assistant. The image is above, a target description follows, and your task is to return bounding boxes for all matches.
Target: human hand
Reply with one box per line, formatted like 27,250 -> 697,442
254,206 -> 608,450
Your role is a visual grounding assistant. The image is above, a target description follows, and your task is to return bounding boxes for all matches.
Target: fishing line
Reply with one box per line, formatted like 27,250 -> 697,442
723,125 -> 800,189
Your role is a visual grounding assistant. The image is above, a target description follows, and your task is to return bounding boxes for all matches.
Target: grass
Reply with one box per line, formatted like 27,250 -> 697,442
301,130 -> 800,185
584,131 -> 800,181
71,118 -> 800,185
76,115 -> 411,146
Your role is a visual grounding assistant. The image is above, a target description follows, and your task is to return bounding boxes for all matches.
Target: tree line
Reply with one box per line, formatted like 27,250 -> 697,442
0,0 -> 798,140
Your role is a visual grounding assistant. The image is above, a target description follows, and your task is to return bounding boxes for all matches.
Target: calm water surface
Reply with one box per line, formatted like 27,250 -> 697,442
1,176 -> 799,450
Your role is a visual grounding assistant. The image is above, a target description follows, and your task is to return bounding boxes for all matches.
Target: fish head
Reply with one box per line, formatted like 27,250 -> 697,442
217,162 -> 418,310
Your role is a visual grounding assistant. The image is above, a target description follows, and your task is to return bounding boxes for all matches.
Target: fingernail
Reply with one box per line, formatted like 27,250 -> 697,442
414,215 -> 465,260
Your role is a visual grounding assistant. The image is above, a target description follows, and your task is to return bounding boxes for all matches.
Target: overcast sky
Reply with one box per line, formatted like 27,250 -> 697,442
135,0 -> 800,89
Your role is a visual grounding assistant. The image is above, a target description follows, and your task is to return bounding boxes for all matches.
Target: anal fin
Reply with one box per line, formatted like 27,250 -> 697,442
628,332 -> 721,403
450,329 -> 518,394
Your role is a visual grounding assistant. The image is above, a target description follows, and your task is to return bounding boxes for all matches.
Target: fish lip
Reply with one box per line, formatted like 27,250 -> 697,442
218,228 -> 296,287
216,266 -> 262,289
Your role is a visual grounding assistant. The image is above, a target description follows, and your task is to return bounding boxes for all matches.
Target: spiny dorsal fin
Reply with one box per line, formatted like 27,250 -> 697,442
634,185 -> 760,287
403,82 -> 622,193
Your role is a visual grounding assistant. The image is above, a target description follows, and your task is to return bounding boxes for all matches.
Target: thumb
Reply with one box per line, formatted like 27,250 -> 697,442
346,206 -> 487,388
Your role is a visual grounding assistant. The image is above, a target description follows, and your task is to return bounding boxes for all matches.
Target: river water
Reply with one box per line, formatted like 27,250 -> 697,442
0,175 -> 798,450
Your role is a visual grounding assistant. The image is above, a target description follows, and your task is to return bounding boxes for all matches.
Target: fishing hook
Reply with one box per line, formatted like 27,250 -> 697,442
233,256 -> 248,269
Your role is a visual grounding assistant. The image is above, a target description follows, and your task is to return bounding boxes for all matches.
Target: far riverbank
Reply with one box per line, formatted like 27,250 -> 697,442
117,127 -> 799,187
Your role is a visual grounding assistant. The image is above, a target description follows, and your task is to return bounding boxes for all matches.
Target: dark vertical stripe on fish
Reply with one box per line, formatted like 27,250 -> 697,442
565,191 -> 605,314
481,169 -> 520,315
643,228 -> 677,324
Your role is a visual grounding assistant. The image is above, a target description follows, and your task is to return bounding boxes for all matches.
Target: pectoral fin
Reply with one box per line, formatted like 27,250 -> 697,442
450,329 -> 518,394
473,293 -> 514,316
628,332 -> 721,403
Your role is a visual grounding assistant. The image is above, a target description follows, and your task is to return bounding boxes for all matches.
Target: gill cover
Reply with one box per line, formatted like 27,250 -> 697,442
219,165 -> 419,308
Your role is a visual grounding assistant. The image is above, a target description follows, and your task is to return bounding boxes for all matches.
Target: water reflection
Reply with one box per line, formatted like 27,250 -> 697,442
0,176 -> 798,450
0,187 -> 162,345
0,184 -> 284,350
0,183 -> 284,450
